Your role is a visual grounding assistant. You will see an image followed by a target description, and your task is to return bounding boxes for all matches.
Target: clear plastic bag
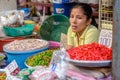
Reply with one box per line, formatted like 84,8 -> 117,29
0,10 -> 24,26
49,47 -> 70,80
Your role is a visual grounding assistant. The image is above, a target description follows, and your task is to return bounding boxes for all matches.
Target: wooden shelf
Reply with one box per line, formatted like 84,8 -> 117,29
25,2 -> 53,7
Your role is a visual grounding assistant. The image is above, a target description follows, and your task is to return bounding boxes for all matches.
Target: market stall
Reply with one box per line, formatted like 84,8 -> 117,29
0,0 -> 114,80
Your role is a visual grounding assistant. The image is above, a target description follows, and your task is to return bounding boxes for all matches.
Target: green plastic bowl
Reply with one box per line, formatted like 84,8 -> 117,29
3,24 -> 34,37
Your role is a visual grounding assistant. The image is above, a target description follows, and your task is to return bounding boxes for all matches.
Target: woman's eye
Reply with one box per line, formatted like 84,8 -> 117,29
77,16 -> 82,19
70,15 -> 74,18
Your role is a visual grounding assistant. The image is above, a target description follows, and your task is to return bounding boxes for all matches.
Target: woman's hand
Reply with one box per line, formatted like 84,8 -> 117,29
67,45 -> 74,50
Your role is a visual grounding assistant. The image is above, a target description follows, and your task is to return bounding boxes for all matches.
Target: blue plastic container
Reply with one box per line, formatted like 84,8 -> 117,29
53,3 -> 74,17
3,46 -> 49,69
18,8 -> 30,18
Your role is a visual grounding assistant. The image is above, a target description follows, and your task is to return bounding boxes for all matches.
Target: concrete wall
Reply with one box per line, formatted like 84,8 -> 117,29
0,0 -> 17,11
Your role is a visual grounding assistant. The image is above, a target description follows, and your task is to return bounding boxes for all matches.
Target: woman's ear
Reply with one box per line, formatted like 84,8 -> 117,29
87,18 -> 92,26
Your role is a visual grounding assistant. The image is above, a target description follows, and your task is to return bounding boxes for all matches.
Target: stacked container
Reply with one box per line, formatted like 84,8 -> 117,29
53,0 -> 76,17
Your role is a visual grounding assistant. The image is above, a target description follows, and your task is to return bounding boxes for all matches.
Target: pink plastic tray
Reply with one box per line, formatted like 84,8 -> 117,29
49,41 -> 60,49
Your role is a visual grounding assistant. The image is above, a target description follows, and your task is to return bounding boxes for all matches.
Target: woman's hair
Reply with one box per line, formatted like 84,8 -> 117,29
70,3 -> 98,28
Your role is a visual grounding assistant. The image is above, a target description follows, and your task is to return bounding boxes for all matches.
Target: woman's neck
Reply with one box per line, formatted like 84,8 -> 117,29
76,29 -> 85,38
76,32 -> 82,38
76,26 -> 88,38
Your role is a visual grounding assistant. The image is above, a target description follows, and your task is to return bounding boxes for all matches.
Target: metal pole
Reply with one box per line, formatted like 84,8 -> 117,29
112,0 -> 120,80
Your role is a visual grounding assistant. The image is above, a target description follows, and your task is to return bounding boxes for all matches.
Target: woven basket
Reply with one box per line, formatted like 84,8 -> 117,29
40,14 -> 70,42
3,24 -> 34,37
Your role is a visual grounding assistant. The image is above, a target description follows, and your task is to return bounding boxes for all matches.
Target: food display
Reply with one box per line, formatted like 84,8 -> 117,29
3,24 -> 34,37
67,42 -> 112,61
3,39 -> 49,69
0,10 -> 34,37
25,49 -> 59,67
0,10 -> 24,27
29,67 -> 96,80
4,21 -> 24,28
11,68 -> 21,76
0,71 -> 7,80
66,43 -> 112,67
29,67 -> 53,80
3,39 -> 49,51
0,53 -> 5,62
17,68 -> 35,80
0,56 -> 4,61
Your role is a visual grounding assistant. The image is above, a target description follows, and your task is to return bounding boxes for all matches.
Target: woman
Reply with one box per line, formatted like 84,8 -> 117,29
67,3 -> 100,49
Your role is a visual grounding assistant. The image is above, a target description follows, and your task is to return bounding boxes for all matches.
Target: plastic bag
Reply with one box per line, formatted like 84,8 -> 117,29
29,66 -> 56,80
49,47 -> 70,80
0,24 -> 6,37
0,10 -> 24,26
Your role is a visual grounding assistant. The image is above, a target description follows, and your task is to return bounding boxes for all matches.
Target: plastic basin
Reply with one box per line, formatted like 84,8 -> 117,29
3,46 -> 49,69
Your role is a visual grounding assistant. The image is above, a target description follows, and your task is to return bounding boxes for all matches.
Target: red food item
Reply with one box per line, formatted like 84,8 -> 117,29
67,43 -> 112,61
11,68 -> 20,76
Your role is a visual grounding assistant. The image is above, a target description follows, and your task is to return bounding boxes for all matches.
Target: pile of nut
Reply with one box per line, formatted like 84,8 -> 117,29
4,39 -> 49,51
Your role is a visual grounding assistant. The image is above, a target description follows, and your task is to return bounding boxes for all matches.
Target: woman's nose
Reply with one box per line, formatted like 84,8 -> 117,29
72,17 -> 77,23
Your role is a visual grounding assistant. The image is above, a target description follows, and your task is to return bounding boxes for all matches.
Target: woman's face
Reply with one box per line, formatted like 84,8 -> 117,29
70,7 -> 91,33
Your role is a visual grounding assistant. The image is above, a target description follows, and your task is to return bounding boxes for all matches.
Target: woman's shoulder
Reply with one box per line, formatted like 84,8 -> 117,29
86,25 -> 100,35
68,26 -> 73,33
88,25 -> 99,32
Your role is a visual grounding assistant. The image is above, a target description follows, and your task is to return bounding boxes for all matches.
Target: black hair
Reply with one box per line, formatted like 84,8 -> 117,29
70,3 -> 98,28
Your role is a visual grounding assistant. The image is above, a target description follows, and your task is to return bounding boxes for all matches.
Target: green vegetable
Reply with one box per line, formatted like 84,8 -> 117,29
0,56 -> 4,61
26,48 -> 59,67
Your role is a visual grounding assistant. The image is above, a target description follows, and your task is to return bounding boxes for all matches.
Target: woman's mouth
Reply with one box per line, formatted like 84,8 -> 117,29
72,26 -> 77,30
